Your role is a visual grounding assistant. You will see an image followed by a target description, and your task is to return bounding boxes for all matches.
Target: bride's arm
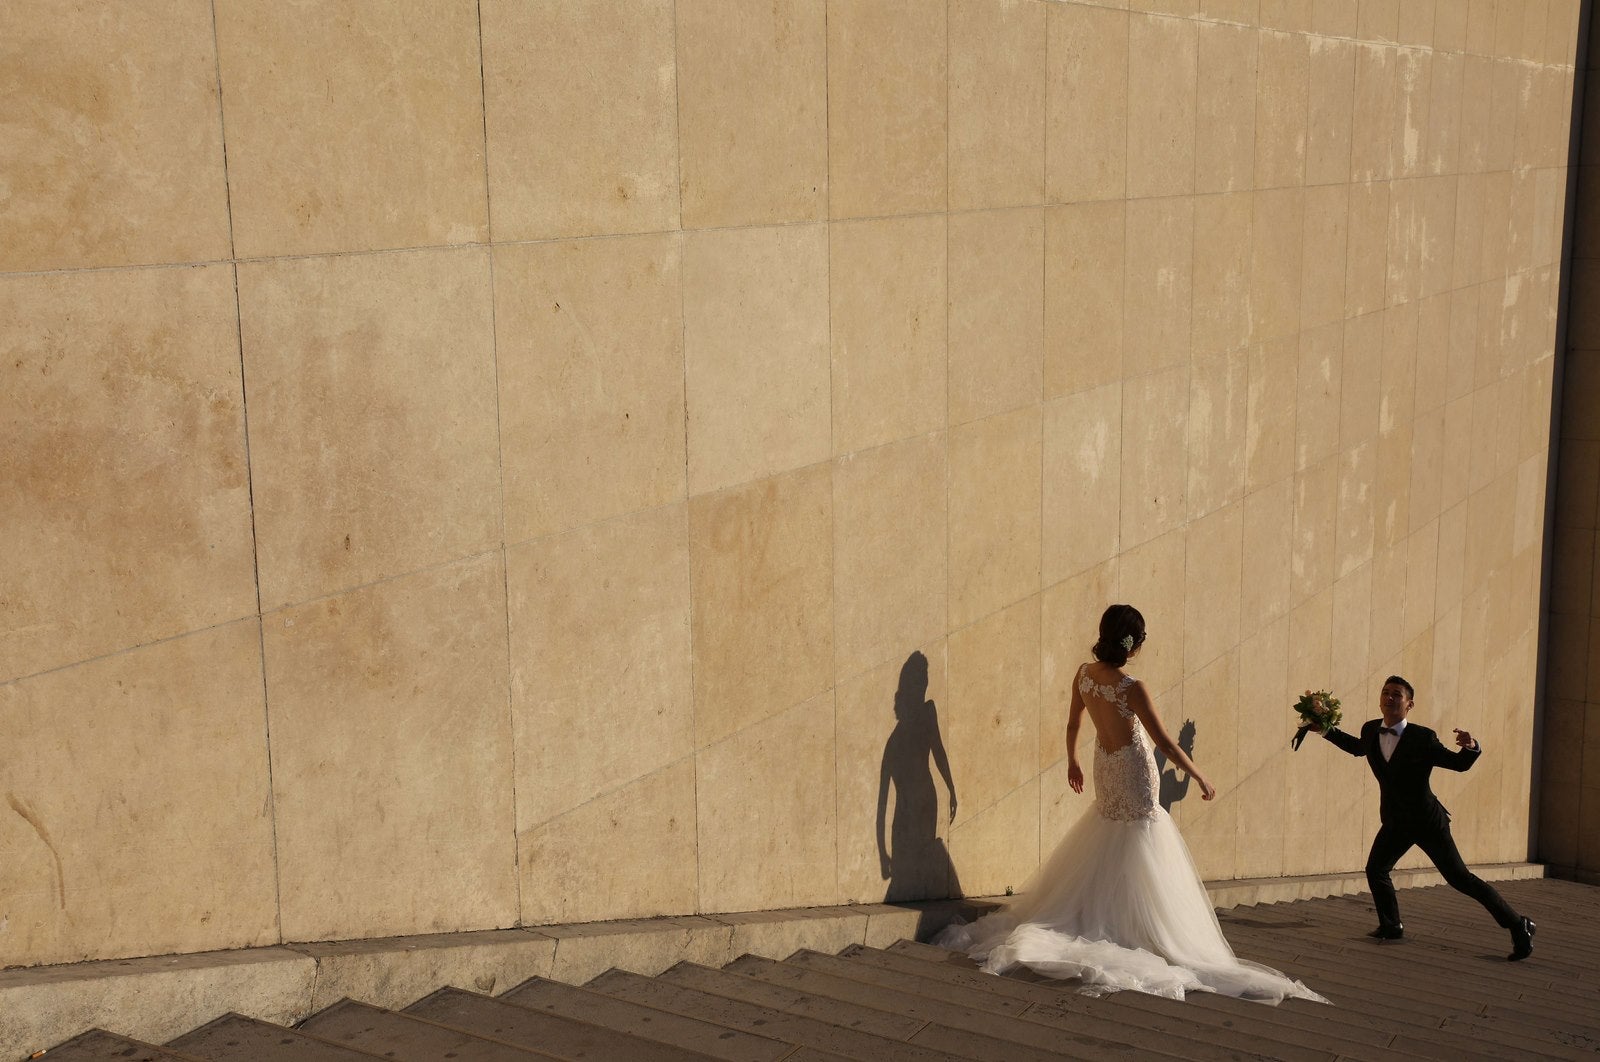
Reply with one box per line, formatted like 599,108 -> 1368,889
1128,682 -> 1216,800
1066,682 -> 1086,793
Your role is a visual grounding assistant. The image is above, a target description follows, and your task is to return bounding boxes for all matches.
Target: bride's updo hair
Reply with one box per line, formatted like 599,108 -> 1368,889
1092,604 -> 1146,667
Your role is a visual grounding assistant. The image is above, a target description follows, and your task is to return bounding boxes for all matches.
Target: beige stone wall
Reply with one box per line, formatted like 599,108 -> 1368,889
1544,0 -> 1600,881
1,0 -> 1580,970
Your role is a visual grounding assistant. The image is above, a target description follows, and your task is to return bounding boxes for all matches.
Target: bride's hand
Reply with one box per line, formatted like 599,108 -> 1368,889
1197,776 -> 1217,801
1068,761 -> 1084,794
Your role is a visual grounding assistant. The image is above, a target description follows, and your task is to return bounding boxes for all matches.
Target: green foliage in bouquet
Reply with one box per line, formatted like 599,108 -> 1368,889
1290,689 -> 1341,750
1294,689 -> 1341,730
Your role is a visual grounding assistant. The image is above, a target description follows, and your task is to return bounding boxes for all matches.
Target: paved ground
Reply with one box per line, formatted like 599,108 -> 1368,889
37,876 -> 1598,1060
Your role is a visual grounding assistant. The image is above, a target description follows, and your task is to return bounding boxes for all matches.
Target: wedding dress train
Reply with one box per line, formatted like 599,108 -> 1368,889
936,665 -> 1327,1005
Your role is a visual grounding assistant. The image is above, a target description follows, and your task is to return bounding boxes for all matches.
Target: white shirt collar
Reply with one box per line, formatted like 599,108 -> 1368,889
1382,718 -> 1408,736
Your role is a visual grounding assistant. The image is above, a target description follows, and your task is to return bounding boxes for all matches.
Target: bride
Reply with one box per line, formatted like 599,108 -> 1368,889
937,604 -> 1327,1004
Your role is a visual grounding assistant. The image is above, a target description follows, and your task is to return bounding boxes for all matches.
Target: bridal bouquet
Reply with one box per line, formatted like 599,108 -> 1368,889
1290,689 -> 1341,750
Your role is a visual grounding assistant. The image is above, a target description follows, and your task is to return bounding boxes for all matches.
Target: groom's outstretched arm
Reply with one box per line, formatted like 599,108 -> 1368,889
1429,728 -> 1482,772
1321,724 -> 1365,756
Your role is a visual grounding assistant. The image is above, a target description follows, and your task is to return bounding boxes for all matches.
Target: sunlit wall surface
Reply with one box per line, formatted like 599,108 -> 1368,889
1,0 -> 1581,969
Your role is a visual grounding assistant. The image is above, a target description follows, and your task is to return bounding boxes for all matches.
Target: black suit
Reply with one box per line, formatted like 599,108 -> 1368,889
1324,719 -> 1519,931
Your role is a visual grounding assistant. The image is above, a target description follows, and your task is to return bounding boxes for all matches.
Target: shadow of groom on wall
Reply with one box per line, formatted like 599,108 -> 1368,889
876,650 -> 961,902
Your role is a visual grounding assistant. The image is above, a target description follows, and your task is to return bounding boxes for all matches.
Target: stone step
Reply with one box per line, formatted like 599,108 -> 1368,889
585,967 -> 966,1062
401,986 -> 710,1061
165,1014 -> 389,1061
883,943 -> 1506,1062
880,939 -> 1416,1062
27,1029 -> 205,1062
1271,893 -> 1595,980
661,961 -> 928,1041
499,974 -> 795,1061
719,953 -> 1102,1062
297,998 -> 561,1060
1224,937 -> 1588,1059
784,947 -> 1292,1062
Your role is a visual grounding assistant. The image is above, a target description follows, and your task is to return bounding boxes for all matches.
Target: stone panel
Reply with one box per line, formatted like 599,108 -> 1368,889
495,234 -> 686,543
1044,386 -> 1122,586
833,434 -> 949,682
827,0 -> 946,218
1346,181 -> 1391,318
831,215 -> 948,455
265,555 -> 517,942
1045,201 -> 1125,399
1196,21 -> 1257,195
0,265 -> 255,683
683,225 -> 830,496
1301,185 -> 1350,330
1192,192 -> 1253,358
1284,588 -> 1334,872
949,0 -> 1046,210
216,0 -> 487,257
239,248 -> 500,612
482,0 -> 678,240
1251,188 -> 1305,343
521,760 -> 699,926
1119,529 -> 1187,695
1246,337 -> 1298,492
1235,617 -> 1289,876
1242,479 -> 1295,639
0,0 -> 230,270
1185,504 -> 1244,675
0,622 -> 275,967
1255,30 -> 1309,188
689,465 -> 834,748
1188,347 -> 1250,519
1336,440 -> 1378,579
1352,44 -> 1399,181
1178,651 -> 1240,880
1042,560 -> 1121,769
1306,37 -> 1356,186
1292,455 -> 1340,604
948,778 -> 1041,899
1426,51 -> 1465,177
946,599 -> 1042,817
1296,321 -> 1343,472
1122,368 -> 1190,550
697,693 -> 839,912
1128,14 -> 1198,199
1125,197 -> 1194,376
676,0 -> 827,229
1047,4 -> 1128,202
507,505 -> 693,828
949,208 -> 1045,426
949,407 -> 1043,629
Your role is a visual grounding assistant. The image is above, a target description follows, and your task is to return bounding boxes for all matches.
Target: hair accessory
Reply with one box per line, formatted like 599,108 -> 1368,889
1120,634 -> 1134,651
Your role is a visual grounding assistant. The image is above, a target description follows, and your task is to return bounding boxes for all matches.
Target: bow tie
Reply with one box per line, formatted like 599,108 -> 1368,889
1379,726 -> 1398,735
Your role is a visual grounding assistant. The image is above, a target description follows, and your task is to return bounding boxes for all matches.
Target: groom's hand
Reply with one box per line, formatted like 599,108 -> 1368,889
1453,728 -> 1478,749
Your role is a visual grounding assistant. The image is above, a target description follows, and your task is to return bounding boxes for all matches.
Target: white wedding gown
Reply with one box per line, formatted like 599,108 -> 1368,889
936,664 -> 1327,1005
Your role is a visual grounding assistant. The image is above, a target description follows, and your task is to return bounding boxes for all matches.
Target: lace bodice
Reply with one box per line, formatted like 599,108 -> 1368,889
1078,664 -> 1160,823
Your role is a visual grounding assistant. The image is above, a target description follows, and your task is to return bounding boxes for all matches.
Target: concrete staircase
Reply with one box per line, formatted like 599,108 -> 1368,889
33,877 -> 1596,1061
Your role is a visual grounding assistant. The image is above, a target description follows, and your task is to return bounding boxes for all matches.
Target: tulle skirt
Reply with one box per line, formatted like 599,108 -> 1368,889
935,807 -> 1328,1004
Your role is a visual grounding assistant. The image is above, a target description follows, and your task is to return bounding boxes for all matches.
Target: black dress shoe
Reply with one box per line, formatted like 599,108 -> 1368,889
1508,916 -> 1535,961
1367,924 -> 1404,940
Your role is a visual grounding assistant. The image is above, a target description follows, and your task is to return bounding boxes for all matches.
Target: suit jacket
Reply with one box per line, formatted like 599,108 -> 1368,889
1324,719 -> 1480,832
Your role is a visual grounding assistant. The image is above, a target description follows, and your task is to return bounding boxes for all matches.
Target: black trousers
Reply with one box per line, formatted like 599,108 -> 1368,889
1366,821 -> 1519,929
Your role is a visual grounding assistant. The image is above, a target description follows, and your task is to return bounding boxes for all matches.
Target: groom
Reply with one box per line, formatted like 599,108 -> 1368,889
1313,676 -> 1535,960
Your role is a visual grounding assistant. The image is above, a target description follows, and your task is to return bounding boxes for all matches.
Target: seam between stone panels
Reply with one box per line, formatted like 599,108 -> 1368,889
676,0 -> 705,916
208,0 -> 286,945
473,0 -> 522,926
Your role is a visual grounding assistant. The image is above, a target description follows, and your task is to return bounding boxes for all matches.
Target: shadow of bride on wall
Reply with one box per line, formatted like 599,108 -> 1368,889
1155,719 -> 1199,812
876,650 -> 961,902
